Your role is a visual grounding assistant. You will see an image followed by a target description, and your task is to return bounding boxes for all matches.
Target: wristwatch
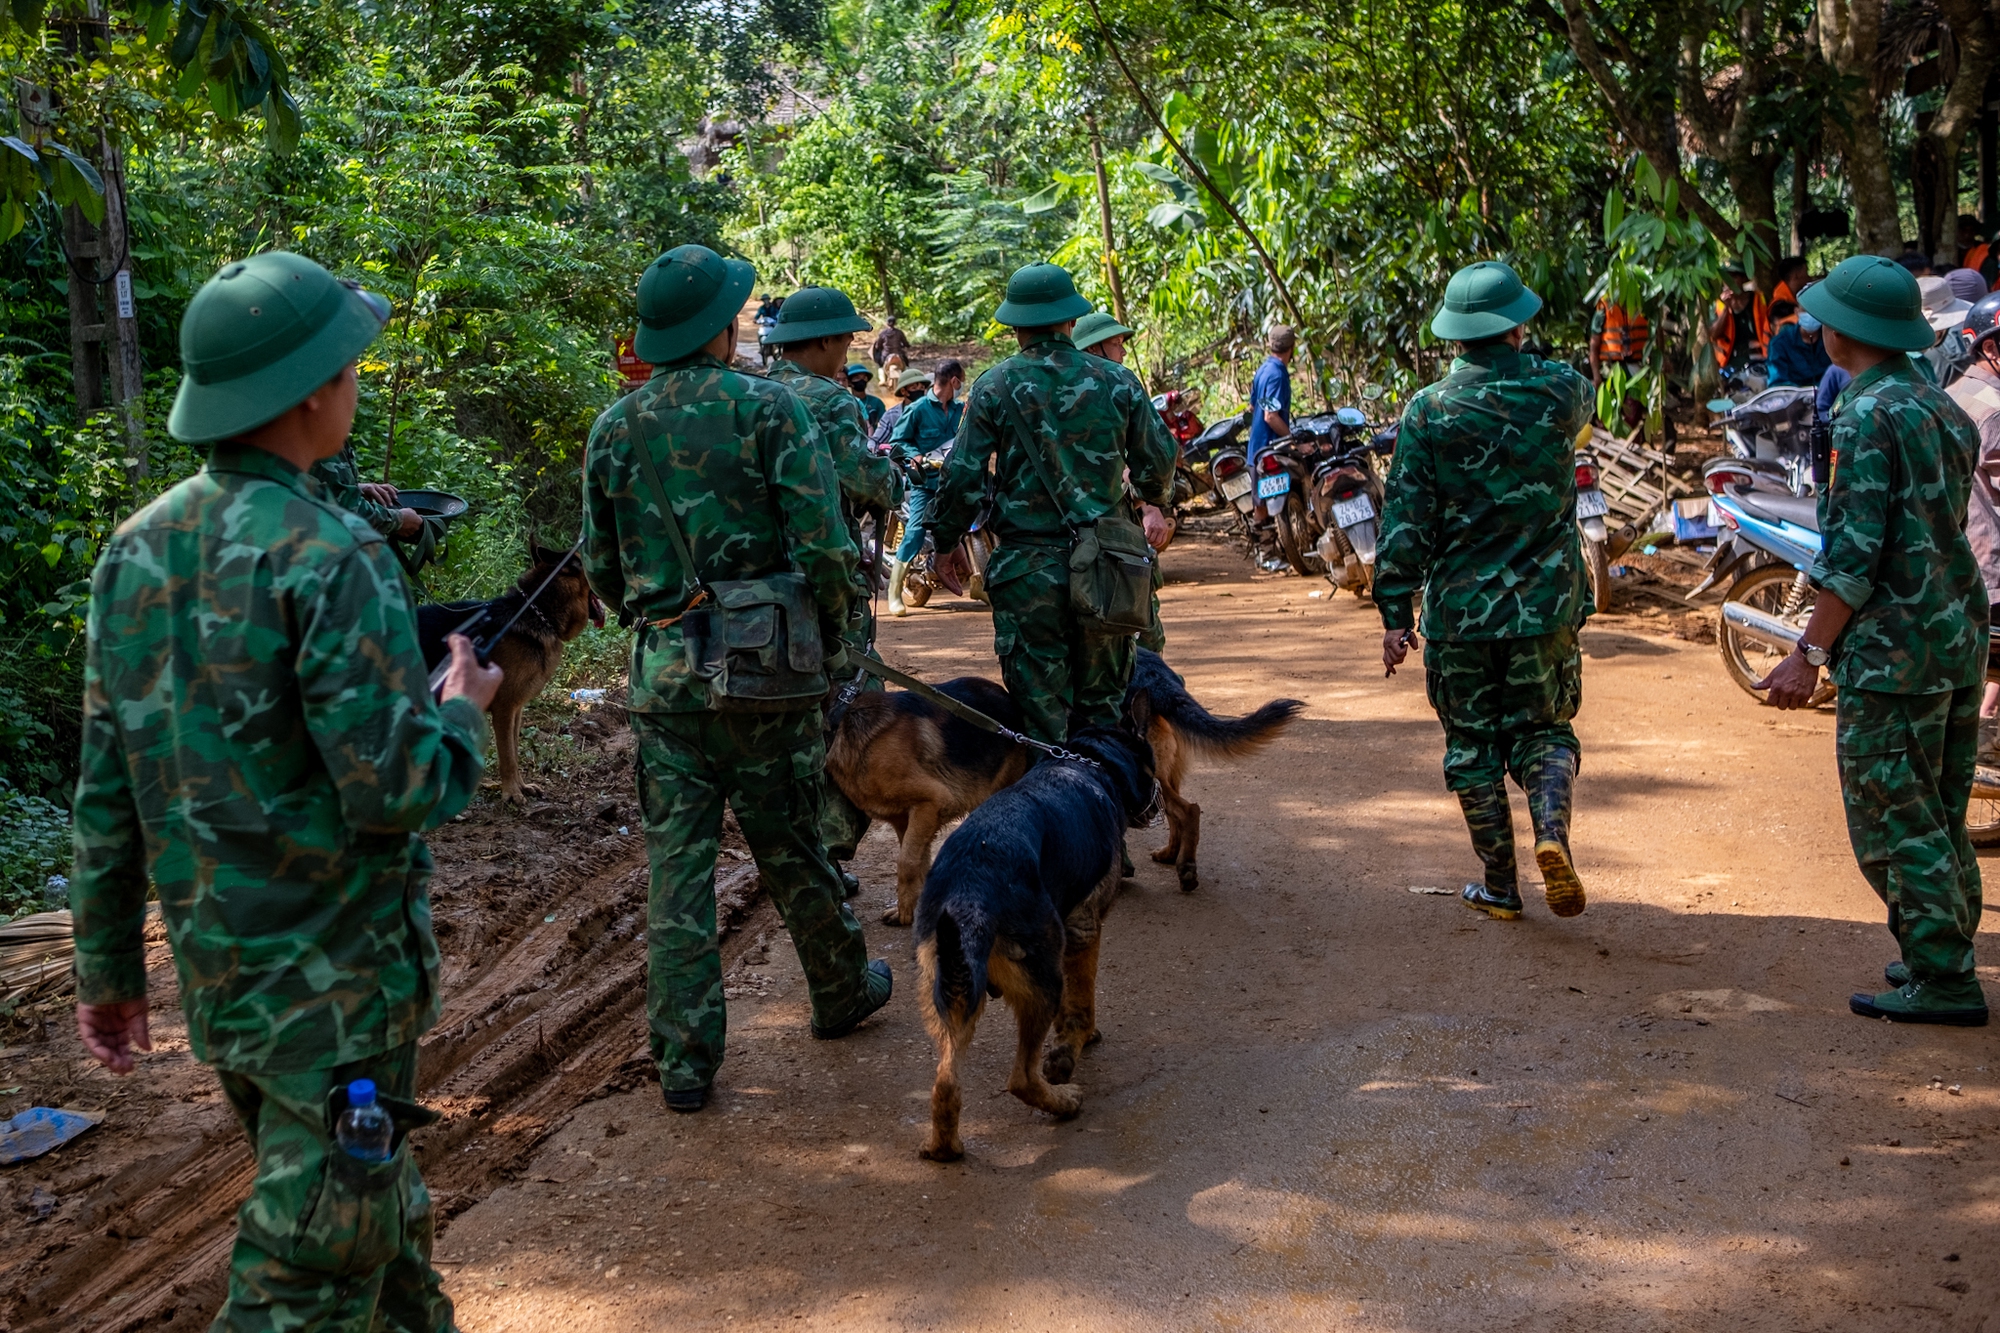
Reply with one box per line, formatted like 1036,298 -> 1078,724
1799,640 -> 1831,668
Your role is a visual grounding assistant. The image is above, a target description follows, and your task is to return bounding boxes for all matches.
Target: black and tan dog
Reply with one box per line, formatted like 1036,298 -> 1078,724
827,650 -> 1299,921
914,726 -> 1157,1162
1126,649 -> 1303,892
416,543 -> 604,805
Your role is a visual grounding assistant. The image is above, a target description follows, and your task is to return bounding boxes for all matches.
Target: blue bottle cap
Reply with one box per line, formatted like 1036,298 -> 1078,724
348,1078 -> 377,1107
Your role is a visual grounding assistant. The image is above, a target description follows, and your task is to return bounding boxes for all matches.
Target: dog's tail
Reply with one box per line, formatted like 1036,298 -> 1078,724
1140,663 -> 1304,762
929,907 -> 992,1027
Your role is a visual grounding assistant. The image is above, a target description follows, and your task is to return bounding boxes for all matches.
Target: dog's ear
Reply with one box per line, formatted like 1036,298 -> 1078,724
1124,687 -> 1155,737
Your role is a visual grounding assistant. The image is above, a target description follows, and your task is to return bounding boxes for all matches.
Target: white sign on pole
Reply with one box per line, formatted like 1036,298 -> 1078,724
115,270 -> 134,321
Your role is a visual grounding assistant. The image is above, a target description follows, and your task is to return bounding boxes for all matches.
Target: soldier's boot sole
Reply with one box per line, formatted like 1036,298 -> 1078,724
662,1085 -> 710,1113
1536,840 -> 1587,918
1461,882 -> 1523,920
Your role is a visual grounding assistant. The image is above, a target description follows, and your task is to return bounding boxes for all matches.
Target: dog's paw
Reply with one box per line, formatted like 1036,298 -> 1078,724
1083,1028 -> 1103,1048
1177,861 -> 1199,893
501,787 -> 529,807
1043,1085 -> 1082,1119
919,1138 -> 964,1162
1150,846 -> 1177,865
520,782 -> 545,800
880,904 -> 911,927
1042,1047 -> 1076,1085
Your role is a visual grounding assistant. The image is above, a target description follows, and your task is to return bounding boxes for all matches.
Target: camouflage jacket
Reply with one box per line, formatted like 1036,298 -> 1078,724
309,441 -> 400,537
888,393 -> 965,476
1375,344 -> 1595,639
582,353 -> 859,713
70,444 -> 488,1075
766,359 -> 903,534
929,335 -> 1177,586
1812,356 -> 1987,693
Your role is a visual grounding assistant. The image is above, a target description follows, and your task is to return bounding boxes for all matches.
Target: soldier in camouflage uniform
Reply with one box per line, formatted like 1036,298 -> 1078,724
582,246 -> 892,1111
70,251 -> 501,1331
761,288 -> 904,882
1074,309 -> 1172,653
1764,256 -> 1989,1025
1377,260 -> 1595,921
310,442 -> 419,538
928,265 -> 1178,744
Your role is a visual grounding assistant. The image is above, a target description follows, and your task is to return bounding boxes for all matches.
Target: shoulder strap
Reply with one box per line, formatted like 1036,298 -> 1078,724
623,400 -> 701,604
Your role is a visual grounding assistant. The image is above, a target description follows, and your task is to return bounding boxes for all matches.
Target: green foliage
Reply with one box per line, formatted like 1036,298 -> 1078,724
0,780 -> 72,921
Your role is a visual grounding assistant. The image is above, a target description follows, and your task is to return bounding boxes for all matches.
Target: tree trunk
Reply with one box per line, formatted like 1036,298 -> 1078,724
1817,0 -> 1903,255
1087,116 -> 1128,324
873,249 -> 896,320
1918,0 -> 1999,263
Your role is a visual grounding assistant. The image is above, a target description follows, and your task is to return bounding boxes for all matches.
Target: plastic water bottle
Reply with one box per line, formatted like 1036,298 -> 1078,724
335,1079 -> 394,1163
570,688 -> 607,703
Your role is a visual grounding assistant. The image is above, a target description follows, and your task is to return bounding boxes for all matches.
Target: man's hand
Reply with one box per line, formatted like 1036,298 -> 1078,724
358,482 -> 400,506
1754,649 -> 1820,709
77,998 -> 150,1074
1140,503 -> 1173,551
395,507 -> 423,539
438,633 -> 503,711
1383,628 -> 1416,677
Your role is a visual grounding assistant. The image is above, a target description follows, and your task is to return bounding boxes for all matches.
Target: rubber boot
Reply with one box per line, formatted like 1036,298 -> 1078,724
888,559 -> 911,617
967,570 -> 988,604
1456,782 -> 1522,919
1523,748 -> 1585,918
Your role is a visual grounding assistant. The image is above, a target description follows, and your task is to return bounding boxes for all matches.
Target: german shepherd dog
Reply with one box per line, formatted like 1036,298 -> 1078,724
416,543 -> 605,805
825,678 -> 1031,927
826,650 -> 1299,921
914,726 -> 1157,1162
1126,649 -> 1303,892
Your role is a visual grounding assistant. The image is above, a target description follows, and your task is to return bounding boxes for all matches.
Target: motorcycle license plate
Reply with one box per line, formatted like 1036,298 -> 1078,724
1219,472 -> 1255,502
1255,472 -> 1292,500
1331,495 -> 1375,527
1576,488 -> 1609,520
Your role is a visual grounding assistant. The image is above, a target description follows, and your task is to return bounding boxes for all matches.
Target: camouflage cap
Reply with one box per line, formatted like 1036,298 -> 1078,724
636,244 -> 756,364
168,252 -> 389,443
763,286 -> 872,345
1072,310 -> 1135,351
994,263 -> 1093,327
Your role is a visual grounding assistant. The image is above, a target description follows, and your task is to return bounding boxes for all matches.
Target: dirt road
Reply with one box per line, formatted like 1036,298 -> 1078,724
7,534 -> 1997,1330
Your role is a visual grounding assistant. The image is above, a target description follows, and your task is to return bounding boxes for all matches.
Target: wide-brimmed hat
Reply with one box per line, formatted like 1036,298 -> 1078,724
845,363 -> 873,381
1430,260 -> 1542,340
994,263 -> 1093,327
1072,310 -> 1135,352
1918,274 -> 1973,333
634,245 -> 756,364
893,367 -> 932,393
168,252 -> 389,444
762,286 -> 872,346
1799,257 -> 1935,351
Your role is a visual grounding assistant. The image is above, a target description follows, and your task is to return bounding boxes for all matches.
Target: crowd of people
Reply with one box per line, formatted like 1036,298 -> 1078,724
53,239 -> 1991,1330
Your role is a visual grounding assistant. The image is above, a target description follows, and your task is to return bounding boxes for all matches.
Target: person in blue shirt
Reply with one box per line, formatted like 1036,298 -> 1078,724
886,360 -> 967,615
1246,325 -> 1295,572
845,363 -> 885,432
1768,306 -> 1832,387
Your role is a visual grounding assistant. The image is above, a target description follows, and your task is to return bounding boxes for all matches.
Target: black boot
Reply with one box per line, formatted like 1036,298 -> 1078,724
1523,747 -> 1585,918
1457,782 -> 1522,919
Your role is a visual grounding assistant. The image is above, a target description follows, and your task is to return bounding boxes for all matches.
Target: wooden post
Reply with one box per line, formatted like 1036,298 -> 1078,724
1983,68 -> 2000,229
62,204 -> 104,418
97,130 -> 146,477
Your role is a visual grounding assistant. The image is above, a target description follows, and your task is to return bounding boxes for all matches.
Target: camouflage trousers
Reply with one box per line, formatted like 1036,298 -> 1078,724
1422,628 -> 1582,791
632,709 -> 875,1091
212,1041 -> 452,1333
1835,686 -> 1985,983
987,546 -> 1135,744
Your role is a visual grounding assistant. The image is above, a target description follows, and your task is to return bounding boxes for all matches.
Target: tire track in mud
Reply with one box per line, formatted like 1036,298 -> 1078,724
9,800 -> 770,1332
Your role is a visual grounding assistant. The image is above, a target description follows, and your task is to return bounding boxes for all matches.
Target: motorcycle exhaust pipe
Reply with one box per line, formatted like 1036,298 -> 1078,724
1721,601 -> 1804,653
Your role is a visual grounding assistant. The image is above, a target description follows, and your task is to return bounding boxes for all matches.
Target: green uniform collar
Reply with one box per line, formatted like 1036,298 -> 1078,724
770,357 -> 835,386
653,351 -> 732,376
1025,332 -> 1077,351
1448,343 -> 1528,378
206,441 -> 312,490
1832,355 -> 1915,417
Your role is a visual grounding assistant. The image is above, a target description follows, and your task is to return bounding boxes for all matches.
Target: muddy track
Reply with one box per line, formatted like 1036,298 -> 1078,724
6,719 -> 773,1332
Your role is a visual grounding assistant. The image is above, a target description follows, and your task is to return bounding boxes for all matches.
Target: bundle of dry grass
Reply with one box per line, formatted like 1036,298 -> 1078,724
0,910 -> 74,1004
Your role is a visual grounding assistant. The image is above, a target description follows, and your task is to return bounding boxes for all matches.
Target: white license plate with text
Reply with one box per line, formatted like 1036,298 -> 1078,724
1331,495 -> 1375,527
1576,488 -> 1609,519
1219,472 -> 1254,501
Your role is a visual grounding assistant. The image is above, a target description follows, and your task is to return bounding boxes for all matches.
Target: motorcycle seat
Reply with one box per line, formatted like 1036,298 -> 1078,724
1734,488 -> 1821,532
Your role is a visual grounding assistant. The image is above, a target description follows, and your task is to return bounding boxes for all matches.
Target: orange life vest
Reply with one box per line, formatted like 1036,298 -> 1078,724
1596,302 -> 1649,362
1770,281 -> 1801,328
1712,291 -> 1770,366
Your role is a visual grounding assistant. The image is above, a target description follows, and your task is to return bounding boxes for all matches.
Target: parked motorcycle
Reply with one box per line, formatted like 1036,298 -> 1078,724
1717,383 -> 1817,495
1692,456 -> 1831,705
1302,412 -> 1393,595
1573,449 -> 1613,613
1188,411 -> 1257,535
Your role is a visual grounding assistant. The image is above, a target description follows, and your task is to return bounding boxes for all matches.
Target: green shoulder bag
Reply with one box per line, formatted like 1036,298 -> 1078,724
1006,394 -> 1156,636
628,430 -> 828,710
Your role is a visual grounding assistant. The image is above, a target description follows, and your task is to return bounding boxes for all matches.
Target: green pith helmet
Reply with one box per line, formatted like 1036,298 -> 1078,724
1072,310 -> 1135,352
634,244 -> 756,364
994,263 -> 1094,328
762,286 -> 872,345
893,367 -> 932,393
1797,256 -> 1935,352
845,363 -> 873,381
1429,260 -> 1543,341
167,252 -> 390,444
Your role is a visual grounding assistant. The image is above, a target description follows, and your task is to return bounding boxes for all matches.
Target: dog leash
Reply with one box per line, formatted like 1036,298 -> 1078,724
853,651 -> 1100,769
427,536 -> 586,699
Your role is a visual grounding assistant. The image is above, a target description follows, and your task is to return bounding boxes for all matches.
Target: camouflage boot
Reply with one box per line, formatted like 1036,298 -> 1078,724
1523,747 -> 1586,918
1457,782 -> 1522,919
